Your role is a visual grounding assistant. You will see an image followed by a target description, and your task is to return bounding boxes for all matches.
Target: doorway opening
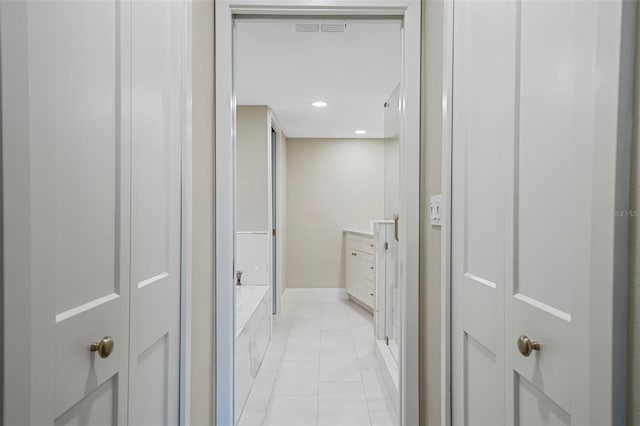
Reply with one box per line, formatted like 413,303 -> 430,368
215,2 -> 420,426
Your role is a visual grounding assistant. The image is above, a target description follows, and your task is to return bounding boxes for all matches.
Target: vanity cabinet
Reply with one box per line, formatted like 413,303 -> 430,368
344,232 -> 376,310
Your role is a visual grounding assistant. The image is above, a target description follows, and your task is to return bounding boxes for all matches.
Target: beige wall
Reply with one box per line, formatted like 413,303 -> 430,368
237,105 -> 269,232
190,1 -> 215,425
628,3 -> 639,424
421,1 -> 445,425
286,138 -> 384,289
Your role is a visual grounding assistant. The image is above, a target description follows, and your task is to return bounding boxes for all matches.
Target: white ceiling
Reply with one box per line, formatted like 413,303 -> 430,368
236,20 -> 401,139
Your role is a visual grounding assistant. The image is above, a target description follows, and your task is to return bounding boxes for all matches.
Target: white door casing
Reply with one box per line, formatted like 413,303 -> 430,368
1,1 -> 187,424
451,1 -> 633,425
215,2 -> 421,425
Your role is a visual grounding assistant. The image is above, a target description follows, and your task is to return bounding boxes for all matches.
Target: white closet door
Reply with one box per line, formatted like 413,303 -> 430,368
452,0 -> 631,425
128,1 -> 184,425
451,1 -> 512,424
1,0 -> 186,424
20,1 -> 132,424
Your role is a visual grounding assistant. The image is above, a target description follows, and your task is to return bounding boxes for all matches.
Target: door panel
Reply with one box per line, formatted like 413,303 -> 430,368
452,0 -> 631,424
508,1 -> 601,424
51,0 -> 120,313
129,1 -> 182,424
464,335 -> 500,426
4,0 -> 186,423
451,0 -> 513,424
516,376 -> 569,426
26,0 -> 131,424
515,1 -> 592,314
54,377 -> 119,426
133,335 -> 170,426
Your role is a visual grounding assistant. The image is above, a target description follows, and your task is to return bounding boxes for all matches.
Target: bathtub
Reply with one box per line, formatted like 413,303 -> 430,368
235,285 -> 271,423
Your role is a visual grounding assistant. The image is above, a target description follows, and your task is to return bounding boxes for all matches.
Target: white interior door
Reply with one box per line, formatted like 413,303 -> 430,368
451,0 -> 632,425
11,1 -> 133,424
128,1 -> 184,425
1,1 -> 185,424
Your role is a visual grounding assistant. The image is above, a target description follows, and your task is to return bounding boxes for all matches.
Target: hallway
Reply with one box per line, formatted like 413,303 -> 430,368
238,298 -> 397,426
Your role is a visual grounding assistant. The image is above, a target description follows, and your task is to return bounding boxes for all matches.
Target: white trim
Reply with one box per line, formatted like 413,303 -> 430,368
215,3 -> 421,425
266,109 -> 276,314
440,1 -> 454,425
179,1 -> 193,425
214,3 -> 236,425
397,4 -> 421,426
268,110 -> 285,315
282,288 -> 349,303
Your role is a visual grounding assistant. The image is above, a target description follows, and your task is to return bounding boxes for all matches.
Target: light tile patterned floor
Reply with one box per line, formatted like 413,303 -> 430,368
238,298 -> 398,426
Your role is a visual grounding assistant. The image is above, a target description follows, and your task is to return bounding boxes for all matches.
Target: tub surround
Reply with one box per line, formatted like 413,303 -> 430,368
235,285 -> 272,423
236,285 -> 270,338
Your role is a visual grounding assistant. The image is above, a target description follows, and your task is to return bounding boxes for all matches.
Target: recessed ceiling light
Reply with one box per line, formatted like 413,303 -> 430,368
354,130 -> 367,135
312,101 -> 328,108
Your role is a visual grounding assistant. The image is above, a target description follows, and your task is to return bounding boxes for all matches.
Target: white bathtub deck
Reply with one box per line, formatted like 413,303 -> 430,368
236,285 -> 270,338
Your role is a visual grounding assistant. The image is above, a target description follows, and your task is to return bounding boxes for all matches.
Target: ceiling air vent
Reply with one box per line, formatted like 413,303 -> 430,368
294,23 -> 320,33
291,23 -> 350,33
321,23 -> 349,33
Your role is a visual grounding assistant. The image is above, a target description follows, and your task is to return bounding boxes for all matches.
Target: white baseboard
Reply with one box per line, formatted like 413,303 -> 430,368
282,287 -> 348,303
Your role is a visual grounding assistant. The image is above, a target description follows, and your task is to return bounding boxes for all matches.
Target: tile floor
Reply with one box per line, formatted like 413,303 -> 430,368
237,298 -> 398,426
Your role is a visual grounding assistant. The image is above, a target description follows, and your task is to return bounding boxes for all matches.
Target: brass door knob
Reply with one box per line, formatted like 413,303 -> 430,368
90,336 -> 114,359
517,335 -> 540,357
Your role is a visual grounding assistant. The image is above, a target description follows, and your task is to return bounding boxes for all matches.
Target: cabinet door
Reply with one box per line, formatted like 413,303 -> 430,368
345,249 -> 359,295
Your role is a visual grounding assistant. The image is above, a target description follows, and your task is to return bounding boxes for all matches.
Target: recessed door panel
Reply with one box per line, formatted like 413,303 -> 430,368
131,335 -> 169,426
516,375 -> 570,426
464,335 -> 499,426
55,377 -> 119,426
516,0 -> 594,314
29,0 -> 121,315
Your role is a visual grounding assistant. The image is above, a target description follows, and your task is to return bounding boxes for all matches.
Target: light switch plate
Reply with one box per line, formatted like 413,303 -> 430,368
430,194 -> 442,226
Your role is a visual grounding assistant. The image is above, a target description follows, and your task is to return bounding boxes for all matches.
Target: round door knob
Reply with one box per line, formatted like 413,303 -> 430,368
517,335 -> 540,357
90,336 -> 114,359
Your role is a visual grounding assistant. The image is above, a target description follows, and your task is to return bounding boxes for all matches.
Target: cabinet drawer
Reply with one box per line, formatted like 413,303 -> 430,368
365,259 -> 375,282
363,281 -> 375,308
346,236 -> 375,255
346,250 -> 373,263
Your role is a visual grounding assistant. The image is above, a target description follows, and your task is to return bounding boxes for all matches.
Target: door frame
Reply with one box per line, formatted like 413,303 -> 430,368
440,1 -> 454,425
267,110 -> 283,315
179,1 -> 193,425
214,1 -> 421,424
